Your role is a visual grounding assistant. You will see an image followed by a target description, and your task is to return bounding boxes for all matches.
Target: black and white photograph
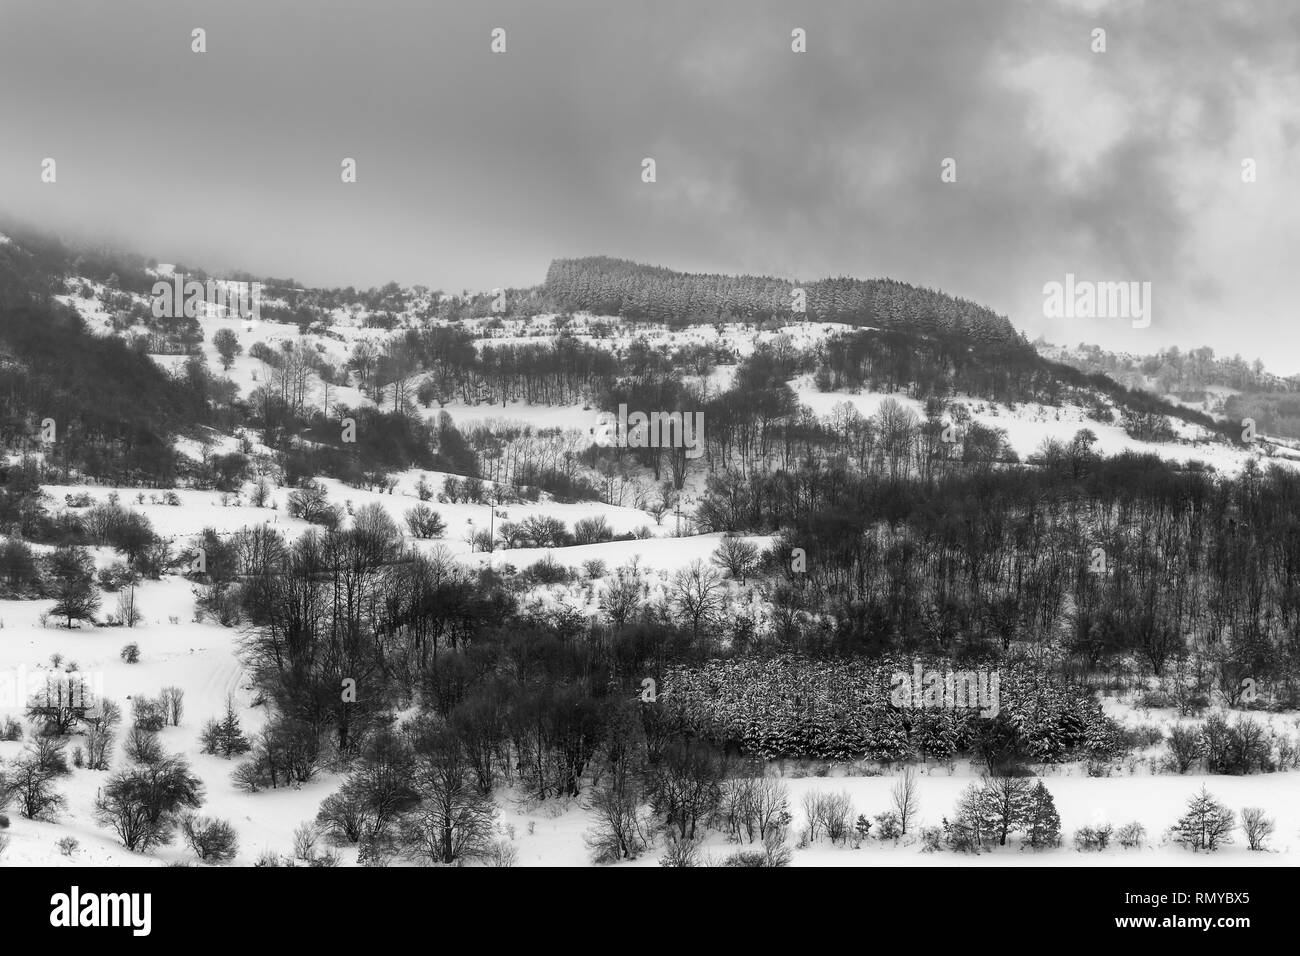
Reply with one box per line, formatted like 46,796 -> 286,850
0,0 -> 1295,930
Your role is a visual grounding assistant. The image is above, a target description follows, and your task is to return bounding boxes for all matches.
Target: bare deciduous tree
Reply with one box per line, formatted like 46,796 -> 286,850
892,766 -> 920,835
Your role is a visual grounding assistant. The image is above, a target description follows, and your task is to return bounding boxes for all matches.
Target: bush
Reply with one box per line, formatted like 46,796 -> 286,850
1118,722 -> 1165,750
317,790 -> 369,845
873,810 -> 902,841
1073,823 -> 1113,852
484,838 -> 518,867
1239,807 -> 1274,851
919,825 -> 944,852
1136,689 -> 1175,710
0,717 -> 22,742
1116,821 -> 1146,848
404,505 -> 446,539
523,554 -> 575,586
719,832 -> 790,867
1166,723 -> 1201,773
95,756 -> 205,852
1201,715 -> 1273,775
573,515 -> 614,545
656,834 -> 701,867
132,696 -> 166,731
123,727 -> 163,765
57,836 -> 79,856
801,789 -> 853,844
287,482 -> 343,529
96,562 -> 139,593
181,814 -> 239,863
120,643 -> 140,664
720,849 -> 768,866
1,754 -> 68,821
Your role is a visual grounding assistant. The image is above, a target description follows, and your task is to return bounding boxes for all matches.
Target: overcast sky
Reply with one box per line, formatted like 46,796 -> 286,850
2,0 -> 1297,369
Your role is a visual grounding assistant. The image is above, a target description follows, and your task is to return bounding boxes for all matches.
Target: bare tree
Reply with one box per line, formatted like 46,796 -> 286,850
160,686 -> 184,727
399,725 -> 497,865
980,775 -> 1032,846
892,766 -> 920,835
599,560 -> 646,628
1240,807 -> 1274,851
669,559 -> 725,640
712,535 -> 760,583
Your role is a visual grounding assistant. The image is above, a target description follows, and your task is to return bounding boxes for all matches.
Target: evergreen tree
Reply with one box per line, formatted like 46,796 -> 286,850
199,696 -> 251,758
1173,786 -> 1234,851
1023,780 -> 1062,848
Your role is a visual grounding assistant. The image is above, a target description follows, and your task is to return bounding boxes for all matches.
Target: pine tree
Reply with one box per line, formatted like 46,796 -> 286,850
1173,786 -> 1234,851
1024,780 -> 1062,848
200,696 -> 251,758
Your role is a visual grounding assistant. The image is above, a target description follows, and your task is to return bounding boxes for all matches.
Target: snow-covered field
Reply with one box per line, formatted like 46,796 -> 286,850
3,280 -> 1296,868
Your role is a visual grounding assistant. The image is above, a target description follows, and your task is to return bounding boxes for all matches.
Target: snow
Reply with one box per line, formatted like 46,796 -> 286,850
6,278 -> 1298,867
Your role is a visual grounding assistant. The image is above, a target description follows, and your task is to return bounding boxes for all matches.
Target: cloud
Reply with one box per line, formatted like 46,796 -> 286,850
0,0 -> 1296,367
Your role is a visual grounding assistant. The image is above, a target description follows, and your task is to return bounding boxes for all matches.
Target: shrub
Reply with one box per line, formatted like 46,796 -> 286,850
573,515 -> 614,545
316,790 -> 369,845
484,838 -> 518,867
873,810 -> 902,841
95,756 -> 205,852
1072,824 -> 1113,852
120,643 -> 140,664
1239,807 -> 1274,851
181,814 -> 239,863
123,727 -> 163,765
404,504 -> 446,539
1118,722 -> 1165,750
96,562 -> 139,593
1116,821 -> 1146,848
919,826 -> 943,852
287,482 -> 343,529
1,754 -> 68,821
523,554 -> 575,586
132,696 -> 166,731
1201,715 -> 1272,775
1166,723 -> 1201,773
801,789 -> 853,844
659,836 -> 701,867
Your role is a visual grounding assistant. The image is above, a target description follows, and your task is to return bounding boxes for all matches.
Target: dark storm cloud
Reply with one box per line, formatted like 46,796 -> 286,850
1,0 -> 1297,365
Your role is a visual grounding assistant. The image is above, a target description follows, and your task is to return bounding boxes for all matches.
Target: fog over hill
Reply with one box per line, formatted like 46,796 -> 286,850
2,0 -> 1300,923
